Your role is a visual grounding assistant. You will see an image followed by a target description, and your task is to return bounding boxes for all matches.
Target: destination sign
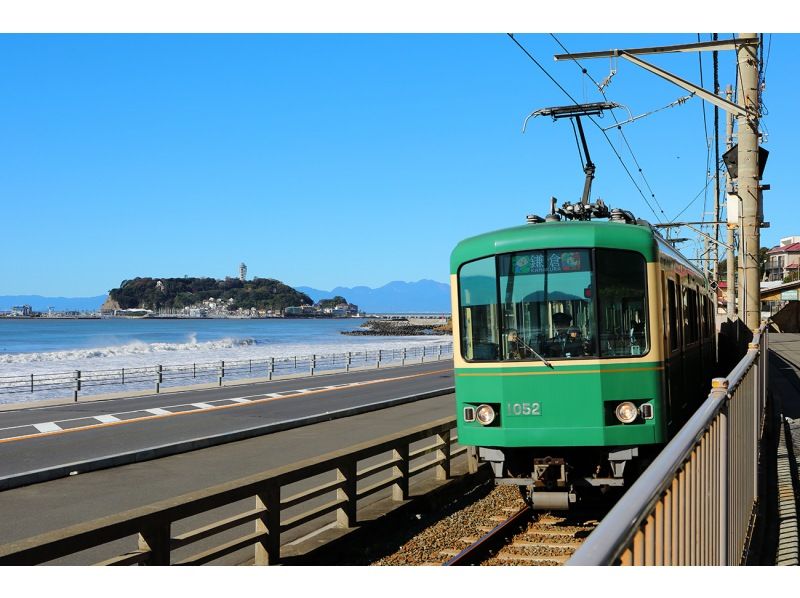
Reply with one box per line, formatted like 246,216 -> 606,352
512,250 -> 589,275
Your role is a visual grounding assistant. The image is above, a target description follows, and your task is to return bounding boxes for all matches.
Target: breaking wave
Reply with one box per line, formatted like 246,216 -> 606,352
0,337 -> 258,364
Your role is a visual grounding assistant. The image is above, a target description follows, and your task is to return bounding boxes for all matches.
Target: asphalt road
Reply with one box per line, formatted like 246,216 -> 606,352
0,391 -> 458,563
0,360 -> 453,480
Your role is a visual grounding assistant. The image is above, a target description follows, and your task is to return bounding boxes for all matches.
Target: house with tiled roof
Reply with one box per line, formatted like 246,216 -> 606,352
766,236 -> 800,281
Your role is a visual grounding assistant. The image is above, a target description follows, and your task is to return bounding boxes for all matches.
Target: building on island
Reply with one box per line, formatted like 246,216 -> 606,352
239,263 -> 247,282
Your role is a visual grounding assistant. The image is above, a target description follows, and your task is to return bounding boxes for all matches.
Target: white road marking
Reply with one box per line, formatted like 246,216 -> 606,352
33,422 -> 62,433
227,398 -> 252,403
190,403 -> 214,409
145,408 -> 171,416
94,415 -> 120,423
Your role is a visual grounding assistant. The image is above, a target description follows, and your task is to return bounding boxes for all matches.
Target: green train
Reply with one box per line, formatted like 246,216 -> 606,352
450,203 -> 716,509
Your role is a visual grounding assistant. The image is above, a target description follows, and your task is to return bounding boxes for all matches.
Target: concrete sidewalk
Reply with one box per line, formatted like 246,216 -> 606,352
767,333 -> 800,565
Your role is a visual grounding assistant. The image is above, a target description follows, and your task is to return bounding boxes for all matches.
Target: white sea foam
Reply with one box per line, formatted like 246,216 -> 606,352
0,337 -> 258,365
0,335 -> 452,404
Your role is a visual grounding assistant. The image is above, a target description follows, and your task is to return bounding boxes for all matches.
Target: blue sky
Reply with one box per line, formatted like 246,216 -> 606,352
1,31 -> 796,296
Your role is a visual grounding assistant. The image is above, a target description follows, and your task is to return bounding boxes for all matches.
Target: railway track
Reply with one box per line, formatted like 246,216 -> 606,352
445,505 -> 598,566
371,485 -> 602,566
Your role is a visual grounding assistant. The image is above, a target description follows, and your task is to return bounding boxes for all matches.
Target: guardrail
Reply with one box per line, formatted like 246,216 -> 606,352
0,342 -> 454,401
567,325 -> 769,565
0,417 -> 468,565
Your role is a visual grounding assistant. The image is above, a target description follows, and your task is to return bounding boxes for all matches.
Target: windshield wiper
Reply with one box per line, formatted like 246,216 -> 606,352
517,337 -> 554,369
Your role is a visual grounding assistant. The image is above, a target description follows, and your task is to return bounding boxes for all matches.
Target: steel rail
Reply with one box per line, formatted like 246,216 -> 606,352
443,505 -> 534,566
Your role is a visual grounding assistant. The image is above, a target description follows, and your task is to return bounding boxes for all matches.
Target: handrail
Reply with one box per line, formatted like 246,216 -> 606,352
567,325 -> 768,565
0,342 -> 454,402
0,416 -> 469,565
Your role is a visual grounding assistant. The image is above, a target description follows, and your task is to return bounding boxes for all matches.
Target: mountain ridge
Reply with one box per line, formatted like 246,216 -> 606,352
297,279 -> 450,313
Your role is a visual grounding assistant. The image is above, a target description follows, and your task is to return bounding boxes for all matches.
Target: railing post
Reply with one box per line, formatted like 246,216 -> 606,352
121,367 -> 125,386
421,346 -> 425,363
30,373 -> 34,393
467,446 -> 479,474
336,461 -> 358,528
711,377 -> 729,566
438,344 -> 442,360
377,350 -> 382,369
346,352 -> 351,373
255,482 -> 281,566
392,444 -> 409,501
268,357 -> 274,381
193,363 -> 196,378
310,355 -> 315,376
138,521 -> 171,565
402,348 -> 406,366
156,365 -> 163,393
73,370 -> 81,402
219,361 -> 225,386
436,430 -> 451,480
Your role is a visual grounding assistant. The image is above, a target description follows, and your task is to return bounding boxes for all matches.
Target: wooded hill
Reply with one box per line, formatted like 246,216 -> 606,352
108,277 -> 313,312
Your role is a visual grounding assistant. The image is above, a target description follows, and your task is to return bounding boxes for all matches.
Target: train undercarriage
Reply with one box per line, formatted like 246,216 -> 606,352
477,445 -> 656,510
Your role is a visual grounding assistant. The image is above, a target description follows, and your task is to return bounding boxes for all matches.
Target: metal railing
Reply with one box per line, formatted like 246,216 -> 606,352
567,325 -> 769,565
0,342 -> 453,401
0,417 -> 467,565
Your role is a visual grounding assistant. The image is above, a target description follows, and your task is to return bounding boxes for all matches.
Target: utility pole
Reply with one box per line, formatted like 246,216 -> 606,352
736,34 -> 762,331
724,85 -> 737,320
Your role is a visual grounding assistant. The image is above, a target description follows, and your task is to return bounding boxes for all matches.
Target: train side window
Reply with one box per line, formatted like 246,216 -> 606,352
458,257 -> 499,361
700,294 -> 707,339
668,279 -> 679,352
684,288 -> 699,344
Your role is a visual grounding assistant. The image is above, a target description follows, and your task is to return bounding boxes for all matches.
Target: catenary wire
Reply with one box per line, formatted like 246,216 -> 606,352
511,33 -> 664,222
548,34 -> 668,219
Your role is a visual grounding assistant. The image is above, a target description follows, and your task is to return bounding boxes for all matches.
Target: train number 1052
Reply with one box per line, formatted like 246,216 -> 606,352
506,402 -> 541,416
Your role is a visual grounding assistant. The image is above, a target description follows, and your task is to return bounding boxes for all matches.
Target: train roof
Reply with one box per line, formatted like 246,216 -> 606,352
450,219 -> 704,281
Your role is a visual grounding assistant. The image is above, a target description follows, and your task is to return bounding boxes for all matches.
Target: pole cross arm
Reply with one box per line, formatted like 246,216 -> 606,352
553,37 -> 759,120
683,223 -> 735,251
553,37 -> 759,61
617,51 -> 756,119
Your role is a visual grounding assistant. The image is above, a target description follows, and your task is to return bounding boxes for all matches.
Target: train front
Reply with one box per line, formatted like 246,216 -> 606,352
451,221 -> 665,509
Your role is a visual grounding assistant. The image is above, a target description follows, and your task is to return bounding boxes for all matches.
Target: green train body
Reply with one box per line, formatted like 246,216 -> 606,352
450,217 -> 716,507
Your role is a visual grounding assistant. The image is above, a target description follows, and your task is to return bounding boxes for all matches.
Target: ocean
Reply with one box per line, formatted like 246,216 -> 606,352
0,318 -> 452,404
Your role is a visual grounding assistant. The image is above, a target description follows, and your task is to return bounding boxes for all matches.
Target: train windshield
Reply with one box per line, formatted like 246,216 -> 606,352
458,248 -> 649,361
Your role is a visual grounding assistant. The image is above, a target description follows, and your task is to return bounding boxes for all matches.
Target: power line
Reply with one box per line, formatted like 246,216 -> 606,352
548,34 -> 668,220
697,34 -> 712,227
513,33 -> 664,222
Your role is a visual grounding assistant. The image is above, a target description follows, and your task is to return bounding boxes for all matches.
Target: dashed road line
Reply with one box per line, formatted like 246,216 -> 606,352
145,408 -> 172,416
33,422 -> 62,433
0,367 -> 451,444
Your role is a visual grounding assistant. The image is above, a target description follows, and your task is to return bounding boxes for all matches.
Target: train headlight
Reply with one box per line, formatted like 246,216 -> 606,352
475,404 -> 496,426
615,401 -> 639,424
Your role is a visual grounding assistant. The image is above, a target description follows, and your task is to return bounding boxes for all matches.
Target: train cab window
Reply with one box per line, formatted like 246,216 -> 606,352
458,256 -> 499,360
497,249 -> 596,360
596,249 -> 649,357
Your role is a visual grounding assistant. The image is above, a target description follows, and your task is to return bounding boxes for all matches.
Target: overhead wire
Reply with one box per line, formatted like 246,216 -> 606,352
510,33 -> 665,222
697,34 -> 712,229
548,33 -> 668,222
